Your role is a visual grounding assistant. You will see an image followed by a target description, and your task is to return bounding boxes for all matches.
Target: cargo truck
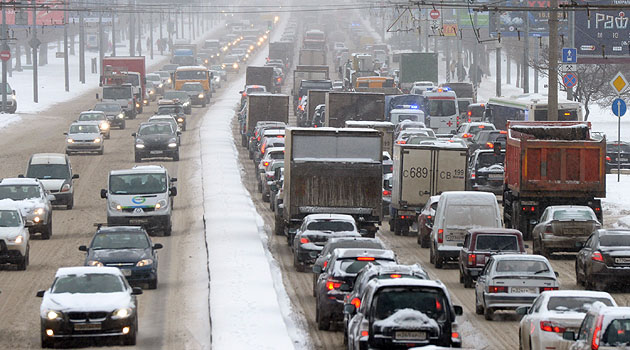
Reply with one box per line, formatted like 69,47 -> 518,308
502,121 -> 606,240
276,127 -> 382,240
325,92 -> 385,128
299,49 -> 326,66
292,65 -> 330,97
246,66 -> 275,93
399,52 -> 438,93
268,41 -> 294,68
390,143 -> 468,235
241,93 -> 289,147
101,56 -> 146,114
345,121 -> 394,156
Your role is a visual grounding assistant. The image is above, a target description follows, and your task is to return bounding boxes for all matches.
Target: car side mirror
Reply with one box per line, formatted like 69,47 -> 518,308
26,220 -> 34,226
63,132 -> 68,135
12,89 -> 15,95
563,331 -> 576,341
72,174 -> 79,179
36,290 -> 45,298
554,271 -> 559,277
344,304 -> 356,314
170,187 -> 177,197
515,306 -> 529,315
312,265 -> 322,274
100,189 -> 107,199
339,284 -> 352,292
131,287 -> 143,295
170,177 -> 178,182
177,131 -> 182,136
47,194 -> 56,202
359,228 -> 368,236
17,174 -> 24,178
153,243 -> 163,250
453,305 -> 463,316
131,133 -> 136,137
79,245 -> 88,252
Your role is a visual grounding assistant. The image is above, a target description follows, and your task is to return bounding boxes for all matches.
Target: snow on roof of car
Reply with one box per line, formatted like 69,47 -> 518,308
373,308 -> 439,330
79,111 -> 105,115
30,153 -> 67,165
55,266 -> 123,277
370,277 -> 444,290
490,253 -> 550,262
110,165 -> 167,176
0,177 -> 41,186
540,290 -> 616,302
439,191 -> 497,204
334,248 -> 396,260
304,213 -> 356,222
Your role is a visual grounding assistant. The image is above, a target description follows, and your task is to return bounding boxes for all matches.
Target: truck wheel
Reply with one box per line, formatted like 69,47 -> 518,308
434,250 -> 443,269
429,245 -> 435,264
401,223 -> 410,236
316,302 -> 330,331
294,254 -> 305,272
420,234 -> 429,248
388,219 -> 395,233
164,225 -> 172,237
274,217 -> 284,236
463,273 -> 474,288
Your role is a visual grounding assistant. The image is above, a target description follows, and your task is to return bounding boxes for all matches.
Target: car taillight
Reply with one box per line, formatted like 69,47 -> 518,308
592,315 -> 604,350
488,286 -> 507,293
606,156 -> 611,161
522,206 -> 536,212
323,260 -> 328,269
61,184 -> 71,192
357,257 -> 375,261
382,190 -> 391,196
467,253 -> 476,267
540,287 -> 558,293
326,278 -> 342,290
540,321 -> 566,333
462,133 -> 473,138
351,297 -> 361,308
300,237 -> 309,244
396,140 -> 406,144
242,92 -> 247,97
361,330 -> 369,337
467,110 -> 472,116
389,274 -> 402,278
486,142 -> 494,148
437,229 -> 443,243
499,130 -> 507,134
277,77 -> 282,83
543,225 -> 553,234
592,251 -> 604,262
471,171 -> 476,179
263,161 -> 269,167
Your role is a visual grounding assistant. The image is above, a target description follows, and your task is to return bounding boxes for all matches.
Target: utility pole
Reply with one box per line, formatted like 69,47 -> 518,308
149,12 -> 153,60
64,0 -> 69,92
98,11 -> 104,73
496,46 -> 502,97
548,0 -> 559,120
190,6 -> 194,40
129,0 -> 135,56
174,10 -> 178,39
159,12 -> 163,55
534,41 -> 539,93
137,16 -> 141,56
523,12 -> 530,93
472,11 -> 479,87
567,11 -> 575,100
31,0 -> 39,103
79,7 -> 85,83
181,9 -> 184,38
112,6 -> 116,57
2,2 -> 7,112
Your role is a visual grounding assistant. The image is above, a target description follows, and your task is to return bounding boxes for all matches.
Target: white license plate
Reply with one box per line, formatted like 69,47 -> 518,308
398,210 -> 415,216
488,174 -> 503,180
120,269 -> 132,276
446,234 -> 463,241
395,331 -> 426,340
74,323 -> 101,331
129,219 -> 148,224
510,287 -> 536,294
615,257 -> 630,264
620,158 -> 628,161
150,150 -> 163,155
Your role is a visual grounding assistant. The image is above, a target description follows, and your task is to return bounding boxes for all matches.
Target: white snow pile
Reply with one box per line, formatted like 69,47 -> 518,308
372,308 -> 439,331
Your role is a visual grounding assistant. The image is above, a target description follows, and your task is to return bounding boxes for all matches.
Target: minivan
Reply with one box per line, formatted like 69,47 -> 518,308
25,153 -> 79,209
430,191 -> 502,268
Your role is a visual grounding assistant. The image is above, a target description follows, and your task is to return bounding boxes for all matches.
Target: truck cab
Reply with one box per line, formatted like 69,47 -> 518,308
99,84 -> 137,119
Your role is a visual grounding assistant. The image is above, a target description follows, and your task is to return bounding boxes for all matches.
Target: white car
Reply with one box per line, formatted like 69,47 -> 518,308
516,290 -> 617,350
0,178 -> 54,239
0,199 -> 30,270
37,266 -> 142,348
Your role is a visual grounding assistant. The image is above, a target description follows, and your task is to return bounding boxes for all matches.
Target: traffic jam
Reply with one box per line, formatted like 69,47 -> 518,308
0,1 -> 629,350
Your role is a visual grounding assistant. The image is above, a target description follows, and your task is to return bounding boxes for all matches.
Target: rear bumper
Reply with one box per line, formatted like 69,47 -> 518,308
589,263 -> 630,283
542,235 -> 588,252
483,293 -> 537,310
295,245 -> 323,265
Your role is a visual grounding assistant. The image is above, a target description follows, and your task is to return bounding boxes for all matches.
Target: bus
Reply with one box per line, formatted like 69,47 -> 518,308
485,94 -> 583,130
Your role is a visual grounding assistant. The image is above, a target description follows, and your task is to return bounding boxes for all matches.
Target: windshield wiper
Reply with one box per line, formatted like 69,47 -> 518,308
534,269 -> 550,274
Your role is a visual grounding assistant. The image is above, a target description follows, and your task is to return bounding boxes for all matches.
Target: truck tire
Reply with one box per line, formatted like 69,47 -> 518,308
274,217 -> 285,236
316,301 -> 330,331
294,254 -> 305,272
463,273 -> 474,288
434,249 -> 443,269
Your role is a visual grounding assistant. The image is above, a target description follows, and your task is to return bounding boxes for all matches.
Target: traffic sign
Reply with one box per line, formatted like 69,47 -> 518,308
562,48 -> 577,63
430,9 -> 440,20
0,51 -> 11,62
611,71 -> 629,95
560,64 -> 577,72
28,37 -> 41,49
612,98 -> 626,117
562,72 -> 577,89
575,2 -> 630,58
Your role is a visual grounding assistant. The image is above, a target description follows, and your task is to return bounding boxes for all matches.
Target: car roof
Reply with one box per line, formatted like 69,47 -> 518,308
491,254 -> 548,261
110,165 -> 167,176
304,213 -> 355,222
597,229 -> 630,236
80,111 -> 105,115
370,277 -> 444,290
265,147 -> 284,153
29,153 -> 67,165
0,177 -> 41,186
467,228 -> 521,235
333,248 -> 396,260
540,290 -> 616,301
56,266 -> 123,278
96,226 -> 147,234
70,121 -> 100,127
546,205 -> 594,211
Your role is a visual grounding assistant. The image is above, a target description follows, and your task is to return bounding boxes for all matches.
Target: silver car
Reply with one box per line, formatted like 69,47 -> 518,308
65,122 -> 104,155
0,178 -> 54,239
475,254 -> 559,320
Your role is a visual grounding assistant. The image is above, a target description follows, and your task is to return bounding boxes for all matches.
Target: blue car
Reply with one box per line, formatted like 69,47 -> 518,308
79,225 -> 163,289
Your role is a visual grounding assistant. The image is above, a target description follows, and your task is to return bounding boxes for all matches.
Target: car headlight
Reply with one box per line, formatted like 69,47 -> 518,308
158,83 -> 163,88
66,138 -> 74,143
100,122 -> 109,130
34,208 -> 45,216
33,216 -> 40,223
184,101 -> 190,106
136,258 -> 153,267
87,260 -> 103,267
149,90 -> 154,95
9,234 -> 24,244
11,94 -> 16,100
46,310 -> 61,320
198,93 -> 204,98
136,102 -> 140,108
135,143 -> 145,149
168,139 -> 178,148
109,201 -> 122,211
233,63 -> 239,69
155,199 -> 167,210
204,59 -> 209,64
221,64 -> 226,69
112,308 -> 132,319
94,138 -> 102,143
167,78 -> 172,83
177,117 -> 184,122
117,113 -> 124,119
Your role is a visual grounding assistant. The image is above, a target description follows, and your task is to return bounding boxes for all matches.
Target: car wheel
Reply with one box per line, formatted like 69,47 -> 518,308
98,148 -> 104,155
518,333 -> 523,350
202,102 -> 207,107
484,305 -> 494,321
294,253 -> 305,272
274,217 -> 284,236
164,225 -> 172,237
257,181 -> 262,193
463,273 -> 474,289
120,122 -> 126,129
316,300 -> 330,331
429,245 -> 435,264
182,124 -> 187,131
172,152 -> 180,161
532,237 -> 540,255
148,275 -> 158,290
388,219 -> 394,233
135,153 -> 142,163
475,293 -> 484,315
312,275 -> 318,297
575,262 -> 584,286
17,245 -> 28,270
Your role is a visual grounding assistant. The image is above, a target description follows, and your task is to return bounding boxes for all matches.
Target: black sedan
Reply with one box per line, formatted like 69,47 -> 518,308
133,122 -> 180,162
79,226 -> 162,289
180,82 -> 208,107
575,229 -> 630,290
606,141 -> 630,173
467,149 -> 505,194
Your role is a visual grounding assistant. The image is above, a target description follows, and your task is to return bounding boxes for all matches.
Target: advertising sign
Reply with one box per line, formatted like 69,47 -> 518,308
575,0 -> 630,57
489,0 -> 569,36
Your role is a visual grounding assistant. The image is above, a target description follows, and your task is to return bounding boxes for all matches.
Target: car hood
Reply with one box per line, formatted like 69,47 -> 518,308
38,179 -> 66,192
137,134 -> 175,143
90,248 -> 151,264
68,133 -> 101,141
41,291 -> 133,315
0,226 -> 24,238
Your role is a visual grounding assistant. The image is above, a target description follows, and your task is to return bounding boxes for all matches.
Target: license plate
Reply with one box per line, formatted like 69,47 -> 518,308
395,331 -> 426,340
620,158 -> 628,162
74,323 -> 101,331
120,269 -> 132,276
398,210 -> 415,216
615,257 -> 630,264
510,287 -> 536,294
129,219 -> 148,224
488,174 -> 503,180
446,234 -> 463,241
150,150 -> 163,155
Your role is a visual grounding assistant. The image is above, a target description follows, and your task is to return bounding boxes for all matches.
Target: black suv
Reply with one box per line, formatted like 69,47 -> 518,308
180,82 -> 209,107
93,102 -> 126,129
466,149 -> 505,194
606,141 -> 630,173
468,129 -> 507,155
132,122 -> 180,162
157,101 -> 187,131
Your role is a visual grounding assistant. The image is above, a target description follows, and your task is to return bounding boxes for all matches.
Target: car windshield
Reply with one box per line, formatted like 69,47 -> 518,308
163,92 -> 189,100
600,234 -> 630,246
79,113 -> 105,121
397,114 -> 419,122
269,151 -> 284,160
552,209 -> 596,221
458,101 -> 470,114
247,87 -> 266,93
495,259 -> 550,274
373,287 -> 447,322
602,319 -> 630,346
547,296 -> 613,313
26,164 -> 69,180
469,125 -> 494,135
146,75 -> 160,82
157,106 -> 184,115
51,273 -> 125,294
444,204 -> 497,228
91,232 -> 150,250
608,143 -> 630,153
0,210 -> 20,227
69,124 -> 99,134
477,153 -> 504,168
176,70 -> 207,80
307,220 -> 354,232
138,124 -> 173,135
0,185 -> 41,200
428,99 -> 457,116
475,234 -> 518,251
182,84 -> 203,91
339,258 -> 394,274
109,173 -> 167,195
94,103 -> 120,112
156,71 -> 170,78
150,118 -> 176,128
102,86 -> 131,99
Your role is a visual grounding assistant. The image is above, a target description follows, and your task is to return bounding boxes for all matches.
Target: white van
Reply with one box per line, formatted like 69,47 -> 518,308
430,191 -> 502,268
100,165 -> 177,236
390,108 -> 425,125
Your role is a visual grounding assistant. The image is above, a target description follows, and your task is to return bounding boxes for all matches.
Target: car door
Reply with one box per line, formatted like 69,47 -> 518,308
534,208 -> 550,240
527,295 -> 546,350
476,258 -> 493,303
580,235 -> 595,277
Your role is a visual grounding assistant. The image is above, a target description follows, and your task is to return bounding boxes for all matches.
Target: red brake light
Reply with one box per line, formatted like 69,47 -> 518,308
427,215 -> 431,220
592,315 -> 604,350
540,287 -> 559,292
323,261 -> 328,269
300,237 -> 309,244
486,142 -> 494,148
276,135 -> 284,138
357,257 -> 375,261
540,321 -> 566,333
468,253 -> 476,267
435,299 -> 442,310
382,190 -> 391,196
361,330 -> 369,337
462,133 -> 473,138
351,297 -> 361,308
544,225 -> 553,234
277,77 -> 282,82
326,278 -> 342,290
242,92 -> 247,97
452,331 -> 460,340
488,286 -> 507,293
467,110 -> 472,116
592,251 -> 604,262
606,156 -> 611,161
438,229 -> 444,243
499,130 -> 507,134
263,161 -> 269,167
389,274 -> 402,278
478,125 -> 485,129
396,140 -> 406,144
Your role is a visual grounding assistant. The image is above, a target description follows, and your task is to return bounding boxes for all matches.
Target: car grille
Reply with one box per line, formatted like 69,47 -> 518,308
68,312 -> 108,322
122,207 -> 155,213
105,262 -> 135,267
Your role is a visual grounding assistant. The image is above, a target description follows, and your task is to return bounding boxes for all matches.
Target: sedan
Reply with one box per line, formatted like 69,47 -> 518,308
65,122 -> 104,155
516,290 -> 616,350
0,200 -> 30,270
77,111 -> 110,139
79,226 -> 163,289
575,229 -> 630,290
133,122 -> 180,162
37,266 -> 142,347
533,205 -> 601,258
475,254 -> 559,320
606,141 -> 630,173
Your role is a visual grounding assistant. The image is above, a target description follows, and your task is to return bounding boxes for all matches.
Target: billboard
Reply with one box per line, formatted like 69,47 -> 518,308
574,0 -> 630,57
489,0 -> 568,36
1,0 -> 64,26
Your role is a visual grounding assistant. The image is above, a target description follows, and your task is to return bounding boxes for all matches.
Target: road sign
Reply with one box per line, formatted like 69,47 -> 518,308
562,48 -> 577,63
430,9 -> 440,20
0,51 -> 11,62
612,98 -> 626,117
489,0 -> 568,37
575,1 -> 630,58
562,72 -> 578,89
28,37 -> 41,49
610,72 -> 629,95
560,64 -> 577,72
442,24 -> 458,37
55,52 -> 64,59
